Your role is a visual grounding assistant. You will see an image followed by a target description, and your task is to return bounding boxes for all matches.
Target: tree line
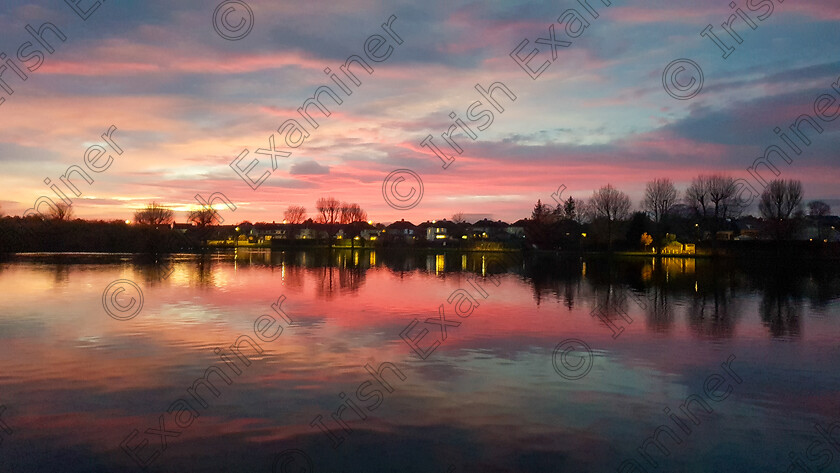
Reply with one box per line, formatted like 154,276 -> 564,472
528,175 -> 831,251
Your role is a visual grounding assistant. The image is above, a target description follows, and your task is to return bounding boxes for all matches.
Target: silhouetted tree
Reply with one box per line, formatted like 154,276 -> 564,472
135,202 -> 174,225
284,205 -> 307,224
759,179 -> 803,240
315,197 -> 340,224
50,202 -> 74,221
643,178 -> 678,253
589,184 -> 631,250
339,203 -> 367,224
563,196 -> 577,221
188,208 -> 217,227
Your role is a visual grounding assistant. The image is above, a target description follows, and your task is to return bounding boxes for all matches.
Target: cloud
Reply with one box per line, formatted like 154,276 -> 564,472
289,160 -> 330,175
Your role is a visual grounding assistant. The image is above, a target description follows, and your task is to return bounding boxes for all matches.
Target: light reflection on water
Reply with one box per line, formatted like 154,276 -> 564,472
0,250 -> 838,473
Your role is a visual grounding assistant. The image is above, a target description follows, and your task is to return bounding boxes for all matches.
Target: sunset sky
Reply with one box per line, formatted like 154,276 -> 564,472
1,0 -> 839,223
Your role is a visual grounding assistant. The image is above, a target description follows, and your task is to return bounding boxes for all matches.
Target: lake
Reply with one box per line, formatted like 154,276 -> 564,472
0,250 -> 838,473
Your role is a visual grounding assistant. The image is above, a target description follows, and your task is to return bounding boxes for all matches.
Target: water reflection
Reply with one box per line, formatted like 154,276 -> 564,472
0,250 -> 838,473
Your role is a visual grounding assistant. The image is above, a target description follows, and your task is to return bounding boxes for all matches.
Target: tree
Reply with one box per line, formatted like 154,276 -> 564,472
188,208 -> 217,227
707,174 -> 742,221
563,196 -> 577,221
685,175 -> 710,219
759,179 -> 803,240
589,184 -> 631,250
339,203 -> 367,223
641,232 -> 653,251
50,202 -> 74,221
808,200 -> 830,217
643,178 -> 678,223
808,200 -> 831,240
643,178 -> 678,253
686,174 -> 742,240
134,202 -> 174,225
315,197 -> 340,224
284,205 -> 307,224
531,199 -> 554,225
451,212 -> 467,224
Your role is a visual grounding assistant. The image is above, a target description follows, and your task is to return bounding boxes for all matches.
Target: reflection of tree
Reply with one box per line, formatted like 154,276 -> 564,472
190,255 -> 214,287
645,285 -> 674,333
563,280 -> 577,311
51,264 -> 70,285
760,292 -> 801,338
686,285 -> 740,339
590,285 -> 631,335
746,261 -> 805,338
522,253 -> 582,306
805,265 -> 840,311
314,266 -> 365,299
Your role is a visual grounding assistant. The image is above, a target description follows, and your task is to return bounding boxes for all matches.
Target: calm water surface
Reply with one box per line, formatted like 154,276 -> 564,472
0,250 -> 838,473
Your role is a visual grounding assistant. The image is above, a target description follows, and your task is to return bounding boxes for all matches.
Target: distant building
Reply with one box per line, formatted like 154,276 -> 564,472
385,219 -> 417,243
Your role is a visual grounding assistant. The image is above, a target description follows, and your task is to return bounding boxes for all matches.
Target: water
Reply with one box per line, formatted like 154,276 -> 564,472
0,250 -> 838,473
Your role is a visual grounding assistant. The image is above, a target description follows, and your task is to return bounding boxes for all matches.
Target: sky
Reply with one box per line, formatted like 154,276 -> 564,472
0,0 -> 839,224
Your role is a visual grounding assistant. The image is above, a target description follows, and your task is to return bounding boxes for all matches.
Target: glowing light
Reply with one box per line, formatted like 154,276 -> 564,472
436,254 -> 445,274
125,220 -> 131,224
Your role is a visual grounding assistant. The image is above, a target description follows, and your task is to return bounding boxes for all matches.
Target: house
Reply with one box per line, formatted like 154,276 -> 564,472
716,231 -> 734,241
360,229 -> 380,241
426,225 -> 447,241
661,241 -> 694,254
385,219 -> 417,242
250,223 -> 290,242
468,219 -> 511,240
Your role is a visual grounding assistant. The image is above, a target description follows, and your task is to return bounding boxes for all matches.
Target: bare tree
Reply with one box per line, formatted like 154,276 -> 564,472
707,174 -> 741,220
339,202 -> 352,224
684,175 -> 710,219
808,200 -> 830,217
759,180 -> 803,220
284,205 -> 307,224
759,179 -> 803,240
808,200 -> 831,240
50,202 -> 74,221
134,202 -> 174,225
347,203 -> 367,223
643,178 -> 678,223
643,178 -> 678,254
451,212 -> 467,224
315,197 -> 341,224
589,184 -> 631,249
188,208 -> 217,227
